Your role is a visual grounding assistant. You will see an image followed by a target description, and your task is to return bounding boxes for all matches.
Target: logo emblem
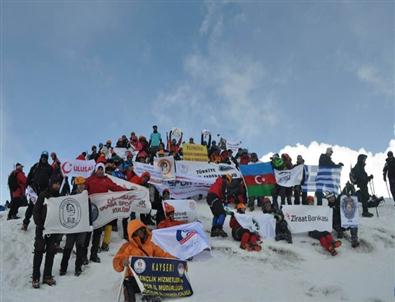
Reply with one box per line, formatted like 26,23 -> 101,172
133,258 -> 146,274
341,196 -> 357,219
176,230 -> 197,245
59,198 -> 81,228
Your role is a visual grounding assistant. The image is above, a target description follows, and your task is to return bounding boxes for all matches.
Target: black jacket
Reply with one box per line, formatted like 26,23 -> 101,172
27,162 -> 53,194
352,155 -> 369,188
383,157 -> 395,180
319,154 -> 340,167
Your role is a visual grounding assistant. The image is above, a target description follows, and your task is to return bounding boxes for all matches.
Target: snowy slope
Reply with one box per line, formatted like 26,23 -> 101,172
1,200 -> 394,302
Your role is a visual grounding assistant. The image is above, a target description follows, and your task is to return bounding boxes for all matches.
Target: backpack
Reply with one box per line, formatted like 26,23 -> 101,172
349,167 -> 357,185
8,171 -> 19,192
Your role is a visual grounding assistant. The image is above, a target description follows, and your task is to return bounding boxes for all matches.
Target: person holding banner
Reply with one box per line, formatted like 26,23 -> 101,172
31,172 -> 63,288
157,203 -> 187,229
113,219 -> 175,302
84,163 -> 125,263
207,175 -> 233,237
229,203 -> 262,251
59,176 -> 88,277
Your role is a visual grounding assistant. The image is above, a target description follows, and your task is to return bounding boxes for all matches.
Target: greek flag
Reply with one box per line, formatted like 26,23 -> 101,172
302,165 -> 342,193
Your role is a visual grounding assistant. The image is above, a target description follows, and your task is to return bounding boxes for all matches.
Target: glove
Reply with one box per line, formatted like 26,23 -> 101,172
122,258 -> 130,267
369,175 -> 374,180
230,212 -> 235,217
338,162 -> 344,167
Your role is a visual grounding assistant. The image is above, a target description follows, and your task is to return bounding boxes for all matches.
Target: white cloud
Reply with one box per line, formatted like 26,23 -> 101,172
261,140 -> 394,198
356,65 -> 394,97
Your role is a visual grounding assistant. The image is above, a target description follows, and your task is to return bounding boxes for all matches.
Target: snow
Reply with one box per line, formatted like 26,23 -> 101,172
1,200 -> 394,302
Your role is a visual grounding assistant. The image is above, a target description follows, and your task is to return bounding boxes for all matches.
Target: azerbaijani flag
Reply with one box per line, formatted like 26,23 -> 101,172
239,163 -> 276,197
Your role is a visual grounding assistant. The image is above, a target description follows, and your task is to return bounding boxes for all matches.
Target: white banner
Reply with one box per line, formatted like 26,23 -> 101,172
226,140 -> 242,154
234,213 -> 276,240
282,205 -> 333,234
61,159 -> 96,178
44,191 -> 92,235
340,195 -> 359,228
171,128 -> 183,141
162,200 -> 198,222
175,161 -> 241,184
90,190 -> 151,229
274,165 -> 304,187
133,162 -> 162,184
152,222 -> 210,260
155,180 -> 210,200
154,156 -> 176,180
25,185 -> 38,204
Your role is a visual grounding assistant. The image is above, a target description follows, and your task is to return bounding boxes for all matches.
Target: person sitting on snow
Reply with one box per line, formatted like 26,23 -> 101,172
157,203 -> 187,229
261,198 -> 292,243
113,220 -> 174,302
306,195 -> 342,256
229,203 -> 262,251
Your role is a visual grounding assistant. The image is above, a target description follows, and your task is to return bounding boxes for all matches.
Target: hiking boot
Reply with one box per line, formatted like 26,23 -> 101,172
75,268 -> 82,276
240,242 -> 253,251
337,230 -> 344,239
82,258 -> 89,265
32,279 -> 40,289
362,211 -> 373,218
249,243 -> 262,252
332,240 -> 342,249
217,228 -> 228,238
59,270 -> 66,276
101,243 -> 109,252
43,276 -> 56,286
351,240 -> 360,248
328,246 -> 337,256
90,255 -> 101,263
210,228 -> 219,237
21,224 -> 28,231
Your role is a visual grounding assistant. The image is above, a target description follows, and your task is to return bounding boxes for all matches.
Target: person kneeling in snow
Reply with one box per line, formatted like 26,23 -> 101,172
229,203 -> 262,251
261,198 -> 292,243
113,220 -> 175,302
306,195 -> 342,256
157,203 -> 187,229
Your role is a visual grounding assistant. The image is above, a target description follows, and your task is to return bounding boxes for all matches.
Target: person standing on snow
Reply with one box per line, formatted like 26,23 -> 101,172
316,147 -> 343,205
383,151 -> 395,202
31,172 -> 63,288
7,163 -> 27,220
207,174 -> 233,237
148,125 -> 162,164
22,151 -> 53,231
352,154 -> 374,217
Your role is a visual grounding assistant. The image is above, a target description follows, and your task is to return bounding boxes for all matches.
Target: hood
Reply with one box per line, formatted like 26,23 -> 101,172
127,219 -> 151,244
357,154 -> 367,164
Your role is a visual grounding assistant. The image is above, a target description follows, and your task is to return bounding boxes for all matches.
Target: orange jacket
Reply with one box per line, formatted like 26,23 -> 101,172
157,218 -> 187,229
113,220 -> 174,277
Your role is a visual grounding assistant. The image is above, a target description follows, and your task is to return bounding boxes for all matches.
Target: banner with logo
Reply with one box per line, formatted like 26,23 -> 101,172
170,128 -> 183,141
226,140 -> 242,154
133,162 -> 163,184
340,195 -> 358,228
234,213 -> 276,240
130,256 -> 193,298
44,191 -> 92,235
90,190 -> 151,229
154,156 -> 176,180
162,200 -> 198,222
274,165 -> 304,187
25,185 -> 38,204
155,180 -> 210,200
175,161 -> 241,184
61,159 -> 96,178
113,148 -> 133,160
152,222 -> 210,261
282,205 -> 333,233
182,144 -> 208,162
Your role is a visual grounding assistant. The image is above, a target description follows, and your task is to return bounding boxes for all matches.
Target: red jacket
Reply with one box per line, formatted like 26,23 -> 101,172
76,154 -> 86,160
208,177 -> 226,199
130,175 -> 146,186
157,218 -> 186,229
12,170 -> 27,199
85,175 -> 125,194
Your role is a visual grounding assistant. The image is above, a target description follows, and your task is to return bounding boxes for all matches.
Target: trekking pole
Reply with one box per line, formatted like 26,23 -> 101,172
117,268 -> 127,302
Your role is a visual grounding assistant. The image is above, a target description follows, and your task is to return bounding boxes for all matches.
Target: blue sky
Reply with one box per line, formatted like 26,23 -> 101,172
1,1 -> 394,203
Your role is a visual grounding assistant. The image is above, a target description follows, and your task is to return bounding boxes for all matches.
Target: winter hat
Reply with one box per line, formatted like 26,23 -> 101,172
15,162 -> 24,169
388,151 -> 393,157
236,203 -> 246,210
306,195 -> 315,205
325,192 -> 336,201
41,151 -> 49,159
326,147 -> 333,154
95,163 -> 106,172
74,177 -> 86,185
